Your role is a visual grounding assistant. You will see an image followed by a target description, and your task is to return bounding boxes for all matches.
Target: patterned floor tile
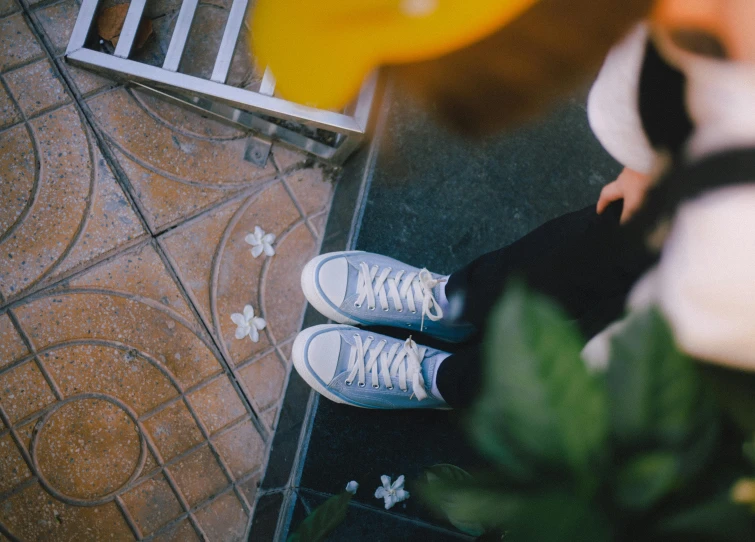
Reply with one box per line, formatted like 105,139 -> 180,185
0,0 -> 20,17
86,86 -> 278,232
0,14 -> 44,72
3,58 -> 70,116
0,20 -> 147,304
0,242 -> 266,540
0,1 -> 341,538
159,168 -> 333,428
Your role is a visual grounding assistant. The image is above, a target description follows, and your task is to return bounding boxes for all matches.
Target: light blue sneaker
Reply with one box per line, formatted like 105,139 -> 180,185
301,251 -> 474,342
292,325 -> 450,409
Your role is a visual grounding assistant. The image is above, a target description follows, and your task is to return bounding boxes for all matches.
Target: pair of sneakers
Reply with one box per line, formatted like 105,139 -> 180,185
293,251 -> 475,410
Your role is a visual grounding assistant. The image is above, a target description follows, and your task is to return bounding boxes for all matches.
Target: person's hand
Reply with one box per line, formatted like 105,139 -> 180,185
596,167 -> 654,223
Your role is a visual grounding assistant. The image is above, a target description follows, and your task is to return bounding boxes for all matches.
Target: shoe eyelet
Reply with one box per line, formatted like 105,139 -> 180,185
354,303 -> 362,308
397,309 -> 403,313
346,381 -> 353,386
369,307 -> 375,311
411,310 -> 417,314
358,382 -> 366,388
367,336 -> 374,340
387,386 -> 394,391
372,384 -> 379,389
383,308 -> 389,312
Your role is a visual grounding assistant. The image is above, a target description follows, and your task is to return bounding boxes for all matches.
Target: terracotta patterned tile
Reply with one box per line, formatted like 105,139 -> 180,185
264,222 -> 319,342
237,351 -> 286,412
0,15 -> 44,72
87,87 -> 277,232
13,418 -> 35,450
4,59 -> 70,117
14,292 -> 221,389
188,376 -> 247,434
0,482 -> 133,540
151,518 -> 201,542
61,242 -> 195,324
121,474 -> 183,535
35,397 -> 141,500
160,182 -> 304,365
168,445 -> 228,506
0,312 -> 28,370
0,361 -> 55,423
62,62 -> 118,97
278,340 -> 294,361
272,144 -> 309,173
33,0 -> 77,54
0,84 -> 21,128
48,150 -> 145,280
40,343 -> 179,416
0,433 -> 31,495
140,447 -> 161,478
284,167 -> 334,217
142,400 -> 204,462
0,105 -> 146,302
159,197 -> 246,324
0,124 -> 35,247
0,0 -> 19,17
237,473 -> 260,507
260,408 -> 279,432
212,420 -> 265,479
194,492 -> 248,541
310,211 -> 329,237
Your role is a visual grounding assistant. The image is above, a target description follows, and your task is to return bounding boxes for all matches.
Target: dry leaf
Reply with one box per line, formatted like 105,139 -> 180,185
97,3 -> 153,49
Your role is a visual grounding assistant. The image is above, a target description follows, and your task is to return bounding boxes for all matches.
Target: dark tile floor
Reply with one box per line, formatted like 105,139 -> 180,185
265,83 -> 623,540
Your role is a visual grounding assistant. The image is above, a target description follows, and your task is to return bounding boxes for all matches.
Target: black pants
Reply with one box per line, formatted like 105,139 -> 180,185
434,201 -> 657,408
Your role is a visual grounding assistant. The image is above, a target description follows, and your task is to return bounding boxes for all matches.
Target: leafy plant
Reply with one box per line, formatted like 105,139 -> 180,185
420,282 -> 755,541
287,490 -> 353,542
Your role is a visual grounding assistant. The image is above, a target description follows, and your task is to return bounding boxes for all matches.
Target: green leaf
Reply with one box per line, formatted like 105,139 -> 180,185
471,282 -> 608,483
656,493 -> 755,541
423,464 -> 486,536
615,452 -> 679,509
421,477 -> 610,542
502,493 -> 611,542
606,307 -> 704,447
287,491 -> 352,542
744,435 -> 755,468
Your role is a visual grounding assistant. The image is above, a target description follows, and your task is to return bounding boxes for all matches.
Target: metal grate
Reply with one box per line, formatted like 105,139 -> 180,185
65,0 -> 377,164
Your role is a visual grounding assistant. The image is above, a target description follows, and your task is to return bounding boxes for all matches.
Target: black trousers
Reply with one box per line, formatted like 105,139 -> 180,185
435,201 -> 657,408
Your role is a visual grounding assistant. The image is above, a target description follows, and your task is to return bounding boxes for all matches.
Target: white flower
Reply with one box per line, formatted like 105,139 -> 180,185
230,305 -> 267,342
345,481 -> 359,495
374,475 -> 409,510
245,226 -> 275,258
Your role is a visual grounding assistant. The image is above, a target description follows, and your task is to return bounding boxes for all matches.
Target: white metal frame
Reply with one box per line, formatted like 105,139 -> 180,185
65,0 -> 377,163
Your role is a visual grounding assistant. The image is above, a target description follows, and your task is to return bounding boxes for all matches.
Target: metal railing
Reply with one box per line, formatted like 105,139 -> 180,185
66,0 -> 377,164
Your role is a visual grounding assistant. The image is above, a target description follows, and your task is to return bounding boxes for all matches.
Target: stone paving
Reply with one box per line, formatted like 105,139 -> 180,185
0,0 -> 335,539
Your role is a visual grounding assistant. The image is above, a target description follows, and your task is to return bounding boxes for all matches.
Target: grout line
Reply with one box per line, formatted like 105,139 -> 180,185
280,173 -> 320,239
6,310 -> 64,401
115,494 -> 144,540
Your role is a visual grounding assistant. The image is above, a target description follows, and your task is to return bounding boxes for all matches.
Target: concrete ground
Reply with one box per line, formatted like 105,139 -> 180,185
0,0 -> 332,540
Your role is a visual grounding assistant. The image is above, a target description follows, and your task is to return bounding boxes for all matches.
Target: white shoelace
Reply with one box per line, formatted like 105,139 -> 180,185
355,262 -> 444,332
345,335 -> 429,401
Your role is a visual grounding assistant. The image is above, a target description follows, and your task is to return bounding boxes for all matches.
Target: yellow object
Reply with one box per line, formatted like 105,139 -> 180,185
251,0 -> 539,110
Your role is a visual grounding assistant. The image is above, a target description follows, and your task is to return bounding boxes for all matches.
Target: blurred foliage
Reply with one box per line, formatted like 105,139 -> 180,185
287,490 -> 353,542
420,283 -> 755,541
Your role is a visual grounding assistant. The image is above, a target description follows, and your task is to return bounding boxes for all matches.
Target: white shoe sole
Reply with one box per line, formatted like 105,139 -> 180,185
300,252 -> 360,325
292,325 -> 350,406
